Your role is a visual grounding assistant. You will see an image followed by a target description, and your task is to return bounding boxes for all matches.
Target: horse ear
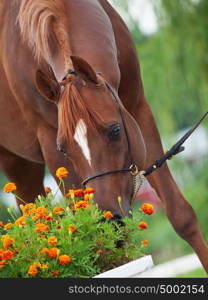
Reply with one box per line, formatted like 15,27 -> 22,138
70,56 -> 99,84
35,69 -> 60,103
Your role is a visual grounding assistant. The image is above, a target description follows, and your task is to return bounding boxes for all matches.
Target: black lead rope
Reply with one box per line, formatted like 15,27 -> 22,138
143,111 -> 208,177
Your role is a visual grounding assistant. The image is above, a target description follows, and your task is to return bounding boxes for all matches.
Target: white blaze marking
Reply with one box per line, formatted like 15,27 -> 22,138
74,119 -> 92,167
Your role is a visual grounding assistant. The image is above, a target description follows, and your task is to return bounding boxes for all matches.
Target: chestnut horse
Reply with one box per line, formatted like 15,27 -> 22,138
0,0 -> 208,271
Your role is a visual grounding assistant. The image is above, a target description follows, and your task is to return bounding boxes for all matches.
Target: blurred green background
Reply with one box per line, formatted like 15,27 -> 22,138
0,0 -> 208,268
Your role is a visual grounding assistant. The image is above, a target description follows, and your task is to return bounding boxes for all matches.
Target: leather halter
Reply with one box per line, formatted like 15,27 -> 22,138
59,70 -> 208,202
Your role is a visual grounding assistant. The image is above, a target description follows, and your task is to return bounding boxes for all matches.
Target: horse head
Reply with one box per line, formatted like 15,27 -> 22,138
35,56 -> 146,218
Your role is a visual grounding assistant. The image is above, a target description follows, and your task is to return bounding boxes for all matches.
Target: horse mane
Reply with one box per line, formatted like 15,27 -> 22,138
17,0 -> 72,70
59,79 -> 104,145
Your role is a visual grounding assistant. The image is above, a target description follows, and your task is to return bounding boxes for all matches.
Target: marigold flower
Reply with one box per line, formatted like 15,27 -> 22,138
48,247 -> 59,258
51,270 -> 59,277
83,194 -> 90,202
141,240 -> 149,247
40,264 -> 48,270
2,250 -> 14,260
0,221 -> 3,228
15,216 -> 26,227
102,211 -> 113,219
44,186 -> 52,194
3,182 -> 17,193
52,206 -> 64,216
35,223 -> 49,233
45,215 -> 54,222
39,234 -> 46,239
74,200 -> 89,209
0,260 -> 7,269
28,265 -> 38,276
68,224 -> 78,234
39,248 -> 49,255
59,254 -> 71,265
56,167 -> 69,179
4,223 -> 12,230
138,221 -> 148,230
2,236 -> 15,249
48,236 -> 58,246
141,203 -> 154,215
84,188 -> 95,194
36,206 -> 47,219
21,203 -> 36,216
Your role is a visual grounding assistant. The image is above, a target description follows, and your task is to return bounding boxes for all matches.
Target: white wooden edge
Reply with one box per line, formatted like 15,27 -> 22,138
94,255 -> 154,278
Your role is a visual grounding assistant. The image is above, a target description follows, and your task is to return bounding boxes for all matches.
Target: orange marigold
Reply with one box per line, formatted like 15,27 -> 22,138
59,254 -> 71,265
48,236 -> 58,246
48,247 -> 59,258
4,223 -> 12,230
141,203 -> 154,215
35,223 -> 49,233
102,211 -> 113,219
2,236 -> 15,249
84,188 -> 95,194
36,206 -> 48,219
3,182 -> 17,193
141,240 -> 149,247
138,221 -> 148,230
56,167 -> 69,179
68,224 -> 78,234
2,250 -> 14,260
52,206 -> 64,216
28,265 -> 38,277
39,248 -> 49,255
51,270 -> 59,277
0,221 -> 3,228
0,260 -> 7,269
15,216 -> 26,227
74,200 -> 89,209
40,264 -> 48,270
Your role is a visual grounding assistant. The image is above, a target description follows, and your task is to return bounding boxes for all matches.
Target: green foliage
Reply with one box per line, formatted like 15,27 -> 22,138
0,191 -> 149,278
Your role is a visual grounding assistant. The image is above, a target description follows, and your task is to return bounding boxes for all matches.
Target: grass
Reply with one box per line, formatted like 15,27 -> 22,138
177,268 -> 208,278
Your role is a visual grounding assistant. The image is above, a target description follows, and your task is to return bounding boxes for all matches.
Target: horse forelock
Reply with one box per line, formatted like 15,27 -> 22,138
17,0 -> 72,70
59,81 -> 104,147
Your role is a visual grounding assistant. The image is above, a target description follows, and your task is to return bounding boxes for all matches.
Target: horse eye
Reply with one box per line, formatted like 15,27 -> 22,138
57,144 -> 66,154
109,123 -> 121,140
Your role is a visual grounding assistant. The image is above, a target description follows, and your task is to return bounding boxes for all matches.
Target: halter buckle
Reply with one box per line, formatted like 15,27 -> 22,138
130,164 -> 139,176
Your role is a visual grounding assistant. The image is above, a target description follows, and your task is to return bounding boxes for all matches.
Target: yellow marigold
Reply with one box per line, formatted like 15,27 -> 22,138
59,254 -> 71,265
138,221 -> 148,230
35,223 -> 49,233
2,236 -> 15,249
33,262 -> 41,268
141,240 -> 149,247
40,264 -> 48,270
3,182 -> 17,193
48,236 -> 58,246
0,221 -> 3,228
68,224 -> 78,234
52,206 -> 64,216
56,167 -> 69,179
3,250 -> 14,260
141,203 -> 154,215
4,223 -> 12,230
15,216 -> 26,227
28,265 -> 38,277
48,247 -> 59,259
36,206 -> 47,219
102,211 -> 113,219
39,248 -> 49,255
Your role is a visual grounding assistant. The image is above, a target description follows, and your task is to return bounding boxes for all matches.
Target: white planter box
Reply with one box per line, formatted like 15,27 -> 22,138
94,255 -> 154,278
